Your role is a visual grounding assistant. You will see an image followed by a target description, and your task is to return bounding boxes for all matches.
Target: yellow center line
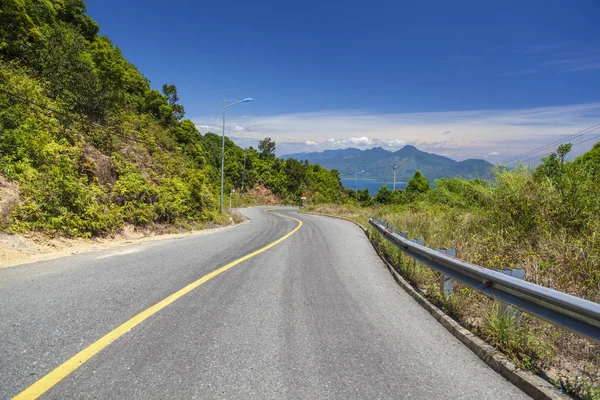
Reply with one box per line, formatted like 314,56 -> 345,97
13,209 -> 302,400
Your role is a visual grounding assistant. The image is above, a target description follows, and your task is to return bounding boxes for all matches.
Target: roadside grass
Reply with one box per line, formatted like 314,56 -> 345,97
304,202 -> 600,399
228,210 -> 246,225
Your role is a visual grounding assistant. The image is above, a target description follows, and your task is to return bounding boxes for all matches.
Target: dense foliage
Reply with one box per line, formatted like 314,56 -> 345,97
199,133 -> 346,205
0,0 -> 347,236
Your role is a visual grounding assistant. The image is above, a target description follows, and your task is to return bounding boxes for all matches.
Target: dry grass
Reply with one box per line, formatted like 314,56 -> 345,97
305,203 -> 600,399
228,210 -> 246,225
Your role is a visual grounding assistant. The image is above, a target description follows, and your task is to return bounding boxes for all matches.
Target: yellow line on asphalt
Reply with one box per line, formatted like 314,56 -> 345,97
13,209 -> 302,400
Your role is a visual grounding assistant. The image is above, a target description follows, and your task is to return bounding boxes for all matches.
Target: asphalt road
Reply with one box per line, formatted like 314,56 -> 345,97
0,207 -> 530,399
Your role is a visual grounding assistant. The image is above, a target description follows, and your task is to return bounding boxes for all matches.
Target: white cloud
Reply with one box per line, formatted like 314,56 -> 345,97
381,139 -> 407,148
488,151 -> 500,156
348,136 -> 372,146
193,102 -> 600,159
500,69 -> 540,77
563,62 -> 600,72
196,124 -> 220,132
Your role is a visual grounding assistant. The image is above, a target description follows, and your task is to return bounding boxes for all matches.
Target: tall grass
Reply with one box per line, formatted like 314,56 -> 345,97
305,147 -> 600,399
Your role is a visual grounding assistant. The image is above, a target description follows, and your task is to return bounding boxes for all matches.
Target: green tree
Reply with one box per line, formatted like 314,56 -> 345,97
0,0 -> 38,60
573,141 -> 600,178
258,137 -> 276,158
55,0 -> 99,41
374,185 -> 393,204
162,83 -> 185,121
358,188 -> 370,202
406,170 -> 430,194
556,143 -> 572,164
89,36 -> 149,113
283,158 -> 306,195
36,23 -> 104,119
534,152 -> 561,181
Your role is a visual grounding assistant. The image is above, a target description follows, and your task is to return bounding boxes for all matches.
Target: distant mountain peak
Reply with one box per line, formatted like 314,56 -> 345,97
395,144 -> 419,155
281,146 -> 493,182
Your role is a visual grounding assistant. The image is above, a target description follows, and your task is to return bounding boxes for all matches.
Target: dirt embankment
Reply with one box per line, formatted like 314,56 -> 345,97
0,173 -> 273,269
0,175 -> 19,229
0,209 -> 247,269
244,183 -> 283,205
0,224 -> 231,269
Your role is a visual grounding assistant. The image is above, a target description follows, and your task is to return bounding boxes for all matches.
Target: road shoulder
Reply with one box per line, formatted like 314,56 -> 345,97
0,215 -> 249,270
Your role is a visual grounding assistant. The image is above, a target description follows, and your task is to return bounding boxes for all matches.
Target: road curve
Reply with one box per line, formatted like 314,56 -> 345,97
0,207 -> 529,399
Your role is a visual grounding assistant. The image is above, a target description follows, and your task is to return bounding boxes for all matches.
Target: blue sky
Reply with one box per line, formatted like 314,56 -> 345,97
85,0 -> 600,161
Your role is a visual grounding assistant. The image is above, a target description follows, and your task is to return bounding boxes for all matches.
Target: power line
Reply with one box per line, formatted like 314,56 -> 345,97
501,122 -> 600,165
0,86 -> 148,145
0,87 -> 75,120
514,133 -> 600,167
343,163 -> 395,179
502,122 -> 600,164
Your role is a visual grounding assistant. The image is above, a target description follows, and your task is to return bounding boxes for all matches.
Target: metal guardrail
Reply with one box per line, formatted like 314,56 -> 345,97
369,217 -> 600,343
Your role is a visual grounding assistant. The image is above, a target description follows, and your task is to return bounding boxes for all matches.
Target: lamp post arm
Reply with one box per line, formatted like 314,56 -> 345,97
220,98 -> 252,114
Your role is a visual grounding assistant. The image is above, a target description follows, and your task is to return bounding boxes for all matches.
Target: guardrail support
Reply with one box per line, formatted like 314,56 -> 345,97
438,249 -> 456,297
498,268 -> 525,318
408,238 -> 425,272
368,216 -> 600,343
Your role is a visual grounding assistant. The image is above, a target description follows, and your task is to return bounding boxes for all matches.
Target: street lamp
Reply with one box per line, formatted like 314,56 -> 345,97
219,95 -> 253,213
355,169 -> 365,200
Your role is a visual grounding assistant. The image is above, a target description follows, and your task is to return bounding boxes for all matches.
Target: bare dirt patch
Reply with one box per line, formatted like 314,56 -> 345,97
244,183 -> 283,205
0,175 -> 20,228
82,144 -> 116,186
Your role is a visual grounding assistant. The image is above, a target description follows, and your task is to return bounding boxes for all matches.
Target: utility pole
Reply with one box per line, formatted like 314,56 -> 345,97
220,94 -> 226,213
240,148 -> 247,199
393,163 -> 397,191
355,171 -> 358,200
355,170 -> 364,200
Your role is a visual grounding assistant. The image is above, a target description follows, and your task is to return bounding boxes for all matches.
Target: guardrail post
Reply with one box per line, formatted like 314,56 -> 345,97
368,215 -> 600,342
498,268 -> 525,318
438,249 -> 456,297
409,238 -> 425,272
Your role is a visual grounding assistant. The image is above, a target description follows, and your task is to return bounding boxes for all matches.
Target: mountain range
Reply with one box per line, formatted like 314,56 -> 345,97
283,146 -> 494,182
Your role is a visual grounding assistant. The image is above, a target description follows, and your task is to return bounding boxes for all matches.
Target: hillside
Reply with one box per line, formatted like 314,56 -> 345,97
0,0 -> 347,237
284,145 -> 494,182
